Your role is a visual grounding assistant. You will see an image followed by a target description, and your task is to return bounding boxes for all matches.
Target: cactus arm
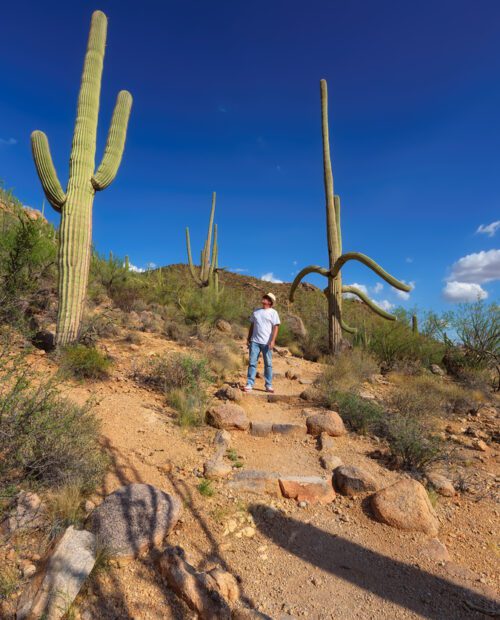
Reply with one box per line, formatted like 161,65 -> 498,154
289,265 -> 330,302
201,192 -> 216,281
186,227 -> 201,284
342,285 -> 397,320
30,131 -> 66,212
92,90 -> 133,191
332,252 -> 411,292
341,319 -> 357,334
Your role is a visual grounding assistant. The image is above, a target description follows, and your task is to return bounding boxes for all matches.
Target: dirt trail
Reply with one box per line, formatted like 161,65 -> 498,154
36,333 -> 498,619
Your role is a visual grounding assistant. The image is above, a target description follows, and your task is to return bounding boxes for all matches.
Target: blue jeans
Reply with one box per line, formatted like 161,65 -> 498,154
247,341 -> 273,388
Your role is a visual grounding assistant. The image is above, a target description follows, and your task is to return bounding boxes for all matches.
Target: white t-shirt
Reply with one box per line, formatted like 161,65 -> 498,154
250,308 -> 281,345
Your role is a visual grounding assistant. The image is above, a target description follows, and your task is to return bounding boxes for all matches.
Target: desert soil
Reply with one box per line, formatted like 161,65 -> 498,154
23,332 -> 500,619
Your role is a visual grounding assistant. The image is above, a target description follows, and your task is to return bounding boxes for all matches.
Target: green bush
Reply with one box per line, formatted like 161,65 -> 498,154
59,345 -> 111,380
334,391 -> 385,435
0,353 -> 107,490
317,349 -> 379,394
385,414 -> 444,471
168,387 -> 209,427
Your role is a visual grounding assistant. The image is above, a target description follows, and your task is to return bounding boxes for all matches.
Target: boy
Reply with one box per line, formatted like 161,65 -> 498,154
243,293 -> 280,393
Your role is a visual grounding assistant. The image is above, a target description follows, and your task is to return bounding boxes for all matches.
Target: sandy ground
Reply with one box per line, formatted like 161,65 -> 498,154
12,332 -> 500,619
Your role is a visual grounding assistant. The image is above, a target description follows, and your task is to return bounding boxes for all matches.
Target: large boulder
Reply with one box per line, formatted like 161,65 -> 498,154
216,385 -> 243,402
89,484 -> 182,559
278,476 -> 335,504
371,479 -> 439,536
206,404 -> 249,431
17,526 -> 96,620
305,410 -> 346,437
333,465 -> 379,497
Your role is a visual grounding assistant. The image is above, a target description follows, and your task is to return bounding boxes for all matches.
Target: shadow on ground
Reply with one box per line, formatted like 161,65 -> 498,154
250,504 -> 499,620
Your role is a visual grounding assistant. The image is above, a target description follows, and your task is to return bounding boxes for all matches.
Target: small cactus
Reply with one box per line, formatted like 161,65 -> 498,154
186,192 -> 219,293
31,11 -> 132,345
412,314 -> 418,334
290,80 -> 410,354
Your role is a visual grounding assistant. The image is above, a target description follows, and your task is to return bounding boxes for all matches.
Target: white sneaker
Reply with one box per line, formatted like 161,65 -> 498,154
242,385 -> 253,393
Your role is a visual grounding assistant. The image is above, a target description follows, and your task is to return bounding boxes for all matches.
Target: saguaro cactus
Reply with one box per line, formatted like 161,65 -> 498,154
290,80 -> 410,354
31,10 -> 132,345
186,192 -> 219,293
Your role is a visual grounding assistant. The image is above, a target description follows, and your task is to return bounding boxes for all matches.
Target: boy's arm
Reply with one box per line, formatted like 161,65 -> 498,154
247,323 -> 254,344
269,324 -> 279,349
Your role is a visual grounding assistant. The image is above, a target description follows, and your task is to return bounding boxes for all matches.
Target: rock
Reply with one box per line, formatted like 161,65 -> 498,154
250,422 -> 273,437
129,343 -> 140,351
278,476 -> 336,505
320,454 -> 343,471
285,370 -> 298,381
267,394 -> 295,404
204,457 -> 232,479
420,538 -> 450,562
228,470 -> 282,497
21,564 -> 37,579
430,364 -> 445,376
333,465 -> 379,496
371,479 -> 439,536
216,385 -> 243,403
298,378 -> 313,385
319,432 -> 335,451
426,472 -> 455,497
214,429 -> 232,450
31,330 -> 55,352
300,387 -> 322,402
305,410 -> 346,437
7,491 -> 45,534
156,545 -> 233,619
84,500 -> 96,514
215,319 -> 232,334
471,438 -> 488,452
17,526 -> 96,620
89,484 -> 182,559
272,423 -> 306,436
283,313 -> 307,339
206,404 -> 250,431
274,346 -> 291,357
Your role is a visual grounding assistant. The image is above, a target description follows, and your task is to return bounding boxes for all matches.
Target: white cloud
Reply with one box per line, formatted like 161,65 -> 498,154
261,272 -> 283,284
0,137 -> 17,146
376,299 -> 394,312
448,249 -> 500,284
476,221 -> 500,238
443,281 -> 488,302
395,280 -> 415,301
128,263 -> 145,273
292,260 -> 298,266
405,257 -> 413,263
231,268 -> 248,273
343,283 -> 368,299
372,282 -> 384,294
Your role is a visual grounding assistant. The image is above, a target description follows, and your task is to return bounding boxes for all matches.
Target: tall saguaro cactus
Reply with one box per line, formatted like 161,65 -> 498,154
31,10 -> 132,345
186,192 -> 219,293
290,80 -> 410,354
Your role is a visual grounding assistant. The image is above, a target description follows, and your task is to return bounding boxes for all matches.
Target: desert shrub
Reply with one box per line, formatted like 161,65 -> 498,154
275,320 -> 295,347
89,252 -> 146,311
133,352 -> 212,426
0,565 -> 18,600
0,355 -> 107,490
334,392 -> 385,435
318,349 -> 379,393
178,287 -> 248,327
164,320 -> 194,345
59,345 -> 111,380
207,339 -> 243,381
78,312 -> 122,346
46,483 -> 85,536
124,331 -> 142,345
0,207 -> 56,329
385,414 -> 444,471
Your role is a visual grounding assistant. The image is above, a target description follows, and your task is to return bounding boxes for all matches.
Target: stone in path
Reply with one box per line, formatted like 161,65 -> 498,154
271,423 -> 306,436
320,454 -> 343,471
420,538 -> 450,562
371,479 -> 439,536
216,385 -> 242,402
5,491 -> 45,534
279,476 -> 336,505
305,410 -> 346,437
204,430 -> 233,479
17,526 -> 96,620
89,483 -> 182,559
333,465 -> 379,497
229,470 -> 282,497
250,421 -> 273,437
206,404 -> 250,431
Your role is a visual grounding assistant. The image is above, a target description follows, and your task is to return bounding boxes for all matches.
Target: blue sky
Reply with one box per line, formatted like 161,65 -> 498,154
0,0 -> 499,313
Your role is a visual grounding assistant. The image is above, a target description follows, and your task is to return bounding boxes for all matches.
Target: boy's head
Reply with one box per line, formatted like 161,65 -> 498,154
262,292 -> 276,308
